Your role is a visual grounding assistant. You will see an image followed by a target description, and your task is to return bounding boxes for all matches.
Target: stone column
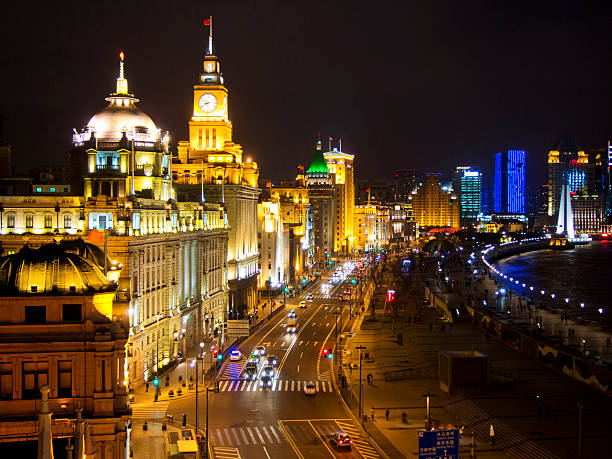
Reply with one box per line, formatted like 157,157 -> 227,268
37,385 -> 54,459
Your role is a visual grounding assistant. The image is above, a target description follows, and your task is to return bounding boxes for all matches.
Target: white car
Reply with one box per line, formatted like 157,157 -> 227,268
299,301 -> 307,308
303,383 -> 317,395
230,350 -> 241,361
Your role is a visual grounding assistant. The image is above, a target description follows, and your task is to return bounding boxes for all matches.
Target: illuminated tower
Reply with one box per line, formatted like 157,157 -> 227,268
324,144 -> 355,254
307,140 -> 335,265
71,52 -> 171,201
494,149 -> 525,214
173,24 -> 260,318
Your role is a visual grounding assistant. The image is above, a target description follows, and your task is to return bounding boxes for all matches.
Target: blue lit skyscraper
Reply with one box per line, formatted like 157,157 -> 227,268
494,149 -> 526,214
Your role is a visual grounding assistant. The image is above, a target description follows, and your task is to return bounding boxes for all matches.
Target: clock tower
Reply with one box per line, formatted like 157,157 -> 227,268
174,26 -> 260,320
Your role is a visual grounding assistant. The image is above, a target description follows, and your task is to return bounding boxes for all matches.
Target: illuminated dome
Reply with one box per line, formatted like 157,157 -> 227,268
74,52 -> 162,144
0,244 -> 115,294
87,103 -> 159,142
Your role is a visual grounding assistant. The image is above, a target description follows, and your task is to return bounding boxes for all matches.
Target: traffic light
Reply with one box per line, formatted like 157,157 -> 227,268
212,348 -> 219,359
322,348 -> 330,357
327,351 -> 333,360
284,286 -> 289,293
217,353 -> 223,361
350,278 -> 357,285
153,378 -> 159,387
386,289 -> 396,302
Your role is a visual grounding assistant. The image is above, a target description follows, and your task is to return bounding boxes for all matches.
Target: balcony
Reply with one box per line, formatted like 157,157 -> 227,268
95,164 -> 122,173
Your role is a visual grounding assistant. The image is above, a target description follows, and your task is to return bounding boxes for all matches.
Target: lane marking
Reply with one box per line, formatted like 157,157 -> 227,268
308,420 -> 336,458
263,446 -> 272,459
277,421 -> 304,459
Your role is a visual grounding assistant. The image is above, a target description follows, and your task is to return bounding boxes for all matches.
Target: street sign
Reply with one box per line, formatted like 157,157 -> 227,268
418,429 -> 459,459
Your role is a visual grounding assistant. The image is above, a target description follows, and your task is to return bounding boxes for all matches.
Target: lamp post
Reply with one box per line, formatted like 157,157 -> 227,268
355,345 -> 366,426
195,342 -> 204,438
422,392 -> 437,430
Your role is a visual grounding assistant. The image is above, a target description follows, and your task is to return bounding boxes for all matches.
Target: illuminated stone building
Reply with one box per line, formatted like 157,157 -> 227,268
0,53 -> 230,386
412,173 -> 460,228
307,141 -> 335,267
353,205 -> 376,252
71,53 -> 172,202
0,244 -> 129,457
269,175 -> 310,285
257,196 -> 289,290
172,39 -> 259,318
324,147 -> 355,254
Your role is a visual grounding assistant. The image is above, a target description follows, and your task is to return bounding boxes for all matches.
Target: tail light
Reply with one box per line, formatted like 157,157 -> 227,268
350,440 -> 353,444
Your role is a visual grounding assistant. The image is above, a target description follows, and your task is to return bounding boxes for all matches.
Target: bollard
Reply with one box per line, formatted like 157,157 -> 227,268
143,421 -> 148,431
182,413 -> 187,427
162,423 -> 167,431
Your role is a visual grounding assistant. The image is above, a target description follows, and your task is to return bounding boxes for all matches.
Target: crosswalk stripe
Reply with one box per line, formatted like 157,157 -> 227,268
261,426 -> 273,443
291,380 -> 295,391
298,381 -> 301,391
241,381 -> 246,391
234,381 -> 241,391
269,426 -> 282,443
231,428 -> 241,445
322,381 -> 327,392
316,381 -> 320,391
247,427 -> 256,444
228,381 -> 235,391
220,381 -> 228,391
239,428 -> 249,445
271,380 -> 277,391
254,427 -> 265,444
285,380 -> 289,391
216,429 -> 224,446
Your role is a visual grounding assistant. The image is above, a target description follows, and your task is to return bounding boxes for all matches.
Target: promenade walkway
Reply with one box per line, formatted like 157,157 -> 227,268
340,263 -> 612,458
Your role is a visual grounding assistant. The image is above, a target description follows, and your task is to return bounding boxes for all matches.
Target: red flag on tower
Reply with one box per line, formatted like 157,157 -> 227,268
203,17 -> 211,26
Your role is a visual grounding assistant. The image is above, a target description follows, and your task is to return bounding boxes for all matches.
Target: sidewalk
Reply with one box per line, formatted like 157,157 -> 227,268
341,264 -> 612,458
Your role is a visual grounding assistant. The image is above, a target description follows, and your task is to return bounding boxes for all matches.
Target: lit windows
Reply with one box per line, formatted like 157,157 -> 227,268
25,214 -> 34,229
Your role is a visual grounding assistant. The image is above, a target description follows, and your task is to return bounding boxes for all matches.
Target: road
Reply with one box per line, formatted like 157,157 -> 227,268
164,269 -> 382,459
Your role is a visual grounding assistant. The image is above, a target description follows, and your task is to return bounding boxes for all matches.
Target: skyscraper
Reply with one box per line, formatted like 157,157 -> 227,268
324,146 -> 355,254
412,173 -> 460,228
459,169 -> 482,219
494,149 -> 526,214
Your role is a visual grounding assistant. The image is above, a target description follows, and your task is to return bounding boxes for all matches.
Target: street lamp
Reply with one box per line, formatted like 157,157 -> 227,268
422,392 -> 437,430
195,342 -> 205,437
355,345 -> 367,426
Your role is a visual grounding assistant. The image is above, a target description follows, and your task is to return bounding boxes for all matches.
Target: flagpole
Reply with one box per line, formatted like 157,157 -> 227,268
208,16 -> 213,55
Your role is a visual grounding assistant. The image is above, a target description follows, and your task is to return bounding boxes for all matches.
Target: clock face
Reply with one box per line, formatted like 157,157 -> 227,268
198,93 -> 218,113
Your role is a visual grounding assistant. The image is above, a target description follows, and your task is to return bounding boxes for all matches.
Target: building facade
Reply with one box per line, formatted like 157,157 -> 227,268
459,169 -> 482,220
412,173 -> 460,228
173,43 -> 259,319
0,244 -> 129,457
324,147 -> 355,254
494,149 -> 526,214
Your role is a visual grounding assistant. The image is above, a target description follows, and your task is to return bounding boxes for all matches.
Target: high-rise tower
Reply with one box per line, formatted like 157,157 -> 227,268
494,149 -> 526,214
173,24 -> 260,318
324,145 -> 355,254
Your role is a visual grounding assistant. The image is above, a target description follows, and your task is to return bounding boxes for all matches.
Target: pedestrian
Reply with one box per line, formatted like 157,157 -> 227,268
145,381 -> 149,392
371,407 -> 375,421
489,424 -> 495,445
385,408 -> 390,421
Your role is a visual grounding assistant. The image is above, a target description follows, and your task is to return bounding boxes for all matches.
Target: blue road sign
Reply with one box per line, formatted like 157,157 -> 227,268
418,429 -> 459,459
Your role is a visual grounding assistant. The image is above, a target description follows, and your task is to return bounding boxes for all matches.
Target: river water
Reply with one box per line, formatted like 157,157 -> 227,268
493,241 -> 612,323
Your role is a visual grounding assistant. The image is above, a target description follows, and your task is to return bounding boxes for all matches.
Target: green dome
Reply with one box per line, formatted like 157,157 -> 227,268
307,141 -> 329,175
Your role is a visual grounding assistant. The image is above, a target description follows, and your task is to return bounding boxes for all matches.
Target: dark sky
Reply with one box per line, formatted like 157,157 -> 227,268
2,1 -> 612,187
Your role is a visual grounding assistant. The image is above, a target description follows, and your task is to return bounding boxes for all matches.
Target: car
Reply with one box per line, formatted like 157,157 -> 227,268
288,310 -> 297,319
330,431 -> 353,449
259,375 -> 273,388
262,365 -> 275,378
299,301 -> 307,308
254,345 -> 266,356
286,319 -> 297,333
230,350 -> 242,361
306,294 -> 313,300
244,363 -> 258,380
266,355 -> 278,366
303,382 -> 316,395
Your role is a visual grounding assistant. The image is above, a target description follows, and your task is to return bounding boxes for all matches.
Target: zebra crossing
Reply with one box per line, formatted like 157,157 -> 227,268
218,361 -> 245,379
212,446 -> 241,459
302,293 -> 336,300
318,369 -> 332,382
440,394 -> 558,459
130,401 -> 169,419
215,379 -> 334,393
209,425 -> 287,447
335,420 -> 380,459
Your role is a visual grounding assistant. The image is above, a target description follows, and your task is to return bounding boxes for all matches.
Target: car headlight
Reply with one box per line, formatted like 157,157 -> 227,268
267,381 -> 271,386
259,381 -> 263,386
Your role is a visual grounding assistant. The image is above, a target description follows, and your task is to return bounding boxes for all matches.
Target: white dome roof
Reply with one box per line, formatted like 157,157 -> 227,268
87,97 -> 159,142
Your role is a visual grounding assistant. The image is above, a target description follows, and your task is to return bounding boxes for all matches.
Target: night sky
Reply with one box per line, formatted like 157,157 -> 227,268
2,1 -> 612,187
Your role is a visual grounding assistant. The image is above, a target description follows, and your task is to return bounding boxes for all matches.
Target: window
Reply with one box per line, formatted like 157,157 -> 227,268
50,187 -> 55,193
44,214 -> 52,228
25,214 -> 33,228
6,214 -> 14,228
62,304 -> 82,322
88,212 -> 113,230
36,187 -> 42,192
0,363 -> 12,400
58,361 -> 72,398
63,214 -> 72,229
22,361 -> 48,399
25,306 -> 46,323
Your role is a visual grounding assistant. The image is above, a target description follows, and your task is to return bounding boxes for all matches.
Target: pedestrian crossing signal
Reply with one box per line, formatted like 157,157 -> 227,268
322,348 -> 330,357
153,378 -> 159,387
350,278 -> 357,284
327,352 -> 333,359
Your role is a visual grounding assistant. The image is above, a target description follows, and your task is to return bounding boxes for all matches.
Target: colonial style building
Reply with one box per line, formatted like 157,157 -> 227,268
412,173 -> 460,228
324,147 -> 355,254
173,39 -> 259,319
0,244 -> 129,457
0,53 -> 230,387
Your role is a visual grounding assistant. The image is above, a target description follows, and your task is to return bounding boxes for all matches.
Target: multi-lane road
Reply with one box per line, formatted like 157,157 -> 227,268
162,270 -> 383,459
